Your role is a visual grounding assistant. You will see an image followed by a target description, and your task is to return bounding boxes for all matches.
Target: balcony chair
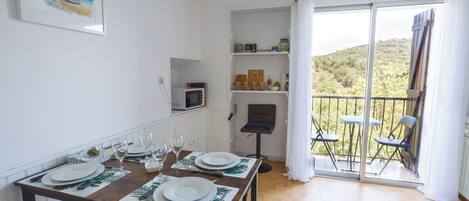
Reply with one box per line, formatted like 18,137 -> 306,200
241,104 -> 276,173
311,115 -> 340,171
369,115 -> 417,175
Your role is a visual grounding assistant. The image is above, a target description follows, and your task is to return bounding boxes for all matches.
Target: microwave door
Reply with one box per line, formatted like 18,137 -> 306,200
186,90 -> 203,109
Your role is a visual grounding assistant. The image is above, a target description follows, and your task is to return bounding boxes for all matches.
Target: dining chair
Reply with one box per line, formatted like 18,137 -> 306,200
311,115 -> 340,171
369,115 -> 417,175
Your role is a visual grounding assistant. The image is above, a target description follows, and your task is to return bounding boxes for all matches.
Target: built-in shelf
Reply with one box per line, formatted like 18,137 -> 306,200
231,90 -> 288,98
231,51 -> 289,57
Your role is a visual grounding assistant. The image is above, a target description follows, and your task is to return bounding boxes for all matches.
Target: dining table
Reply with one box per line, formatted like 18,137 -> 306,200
340,115 -> 382,173
15,150 -> 261,201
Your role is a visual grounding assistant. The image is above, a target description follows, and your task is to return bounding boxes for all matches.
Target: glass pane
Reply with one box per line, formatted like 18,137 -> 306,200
311,9 -> 370,177
366,4 -> 438,183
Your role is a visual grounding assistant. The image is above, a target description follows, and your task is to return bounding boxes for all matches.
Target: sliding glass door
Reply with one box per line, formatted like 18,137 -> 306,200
311,2 -> 440,184
311,9 -> 370,178
364,4 -> 437,184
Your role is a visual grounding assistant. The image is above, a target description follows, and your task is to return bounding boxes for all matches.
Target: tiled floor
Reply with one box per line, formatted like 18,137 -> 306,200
257,161 -> 429,201
313,155 -> 422,183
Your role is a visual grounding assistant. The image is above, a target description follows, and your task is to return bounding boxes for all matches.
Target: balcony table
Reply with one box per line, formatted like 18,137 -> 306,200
15,150 -> 261,201
340,115 -> 382,173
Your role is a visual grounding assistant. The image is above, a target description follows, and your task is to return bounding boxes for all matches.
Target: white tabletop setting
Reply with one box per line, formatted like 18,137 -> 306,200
171,151 -> 256,179
120,176 -> 238,201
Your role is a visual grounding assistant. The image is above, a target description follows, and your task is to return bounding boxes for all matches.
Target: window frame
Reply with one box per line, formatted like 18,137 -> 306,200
311,0 -> 443,187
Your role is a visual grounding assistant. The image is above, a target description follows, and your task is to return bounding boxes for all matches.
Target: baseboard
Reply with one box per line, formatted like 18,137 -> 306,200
460,193 -> 468,201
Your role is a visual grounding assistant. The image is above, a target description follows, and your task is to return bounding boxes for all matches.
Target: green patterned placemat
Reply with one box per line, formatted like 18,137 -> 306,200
18,165 -> 130,198
172,152 -> 256,178
121,176 -> 238,201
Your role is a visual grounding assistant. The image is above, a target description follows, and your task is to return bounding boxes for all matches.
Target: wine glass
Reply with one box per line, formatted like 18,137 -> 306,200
111,137 -> 129,173
139,132 -> 154,155
169,134 -> 184,168
151,143 -> 169,182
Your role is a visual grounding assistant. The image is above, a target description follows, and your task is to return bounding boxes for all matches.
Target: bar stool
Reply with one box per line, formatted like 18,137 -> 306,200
240,104 -> 276,173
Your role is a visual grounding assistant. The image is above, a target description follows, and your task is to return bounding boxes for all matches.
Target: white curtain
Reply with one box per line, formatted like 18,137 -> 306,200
286,0 -> 314,182
419,0 -> 469,200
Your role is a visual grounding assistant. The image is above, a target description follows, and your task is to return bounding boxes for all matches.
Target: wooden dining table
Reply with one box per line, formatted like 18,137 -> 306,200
15,150 -> 261,201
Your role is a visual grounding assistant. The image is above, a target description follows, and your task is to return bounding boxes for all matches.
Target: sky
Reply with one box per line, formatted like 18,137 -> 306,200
312,5 -> 437,56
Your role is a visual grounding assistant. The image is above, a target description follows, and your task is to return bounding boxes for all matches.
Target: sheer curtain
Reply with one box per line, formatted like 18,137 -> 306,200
418,0 -> 469,200
286,0 -> 314,182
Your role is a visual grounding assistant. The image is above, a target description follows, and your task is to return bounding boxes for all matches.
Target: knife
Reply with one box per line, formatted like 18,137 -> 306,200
191,169 -> 224,177
187,157 -> 224,177
76,172 -> 111,190
29,174 -> 46,183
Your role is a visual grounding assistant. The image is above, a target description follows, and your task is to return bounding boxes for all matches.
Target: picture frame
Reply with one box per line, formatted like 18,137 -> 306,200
17,0 -> 106,35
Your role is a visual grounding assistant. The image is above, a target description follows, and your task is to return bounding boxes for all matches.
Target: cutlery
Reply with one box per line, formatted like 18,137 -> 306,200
76,172 -> 112,190
191,168 -> 224,177
29,174 -> 46,183
233,158 -> 250,169
111,155 -> 141,164
103,142 -> 134,150
188,158 -> 224,177
222,158 -> 249,174
54,183 -> 80,190
105,166 -> 122,171
124,158 -> 141,163
219,188 -> 229,200
138,184 -> 158,200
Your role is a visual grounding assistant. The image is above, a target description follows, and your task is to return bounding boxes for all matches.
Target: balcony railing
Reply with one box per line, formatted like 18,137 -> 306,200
312,95 -> 417,160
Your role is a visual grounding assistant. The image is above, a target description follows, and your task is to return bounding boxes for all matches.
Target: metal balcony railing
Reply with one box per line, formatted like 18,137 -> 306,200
312,95 -> 417,160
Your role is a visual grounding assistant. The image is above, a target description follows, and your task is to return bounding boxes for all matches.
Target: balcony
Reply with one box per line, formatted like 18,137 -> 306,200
312,95 -> 421,183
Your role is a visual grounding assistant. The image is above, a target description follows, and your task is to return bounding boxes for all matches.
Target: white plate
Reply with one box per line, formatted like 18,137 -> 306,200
195,155 -> 241,171
162,177 -> 210,201
154,177 -> 217,201
41,163 -> 105,186
50,163 -> 97,182
126,152 -> 149,157
128,145 -> 146,154
200,152 -> 238,167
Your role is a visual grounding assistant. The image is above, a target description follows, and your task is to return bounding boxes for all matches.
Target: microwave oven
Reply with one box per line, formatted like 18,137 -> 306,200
171,88 -> 205,110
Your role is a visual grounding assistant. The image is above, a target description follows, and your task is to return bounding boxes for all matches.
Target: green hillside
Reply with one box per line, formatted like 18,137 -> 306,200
313,38 -> 411,98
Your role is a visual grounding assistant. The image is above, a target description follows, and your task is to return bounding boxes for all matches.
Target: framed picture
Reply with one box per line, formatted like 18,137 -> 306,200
17,0 -> 106,35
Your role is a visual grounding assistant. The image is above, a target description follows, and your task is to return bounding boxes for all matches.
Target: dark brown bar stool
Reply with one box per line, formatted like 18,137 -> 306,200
240,104 -> 276,173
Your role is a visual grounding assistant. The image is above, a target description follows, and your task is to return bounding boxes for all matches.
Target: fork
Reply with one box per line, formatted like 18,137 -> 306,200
138,184 -> 158,201
188,158 -> 224,177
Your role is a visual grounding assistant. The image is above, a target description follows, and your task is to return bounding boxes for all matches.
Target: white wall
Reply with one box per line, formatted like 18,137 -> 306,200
314,0 -> 443,7
0,0 -> 199,174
